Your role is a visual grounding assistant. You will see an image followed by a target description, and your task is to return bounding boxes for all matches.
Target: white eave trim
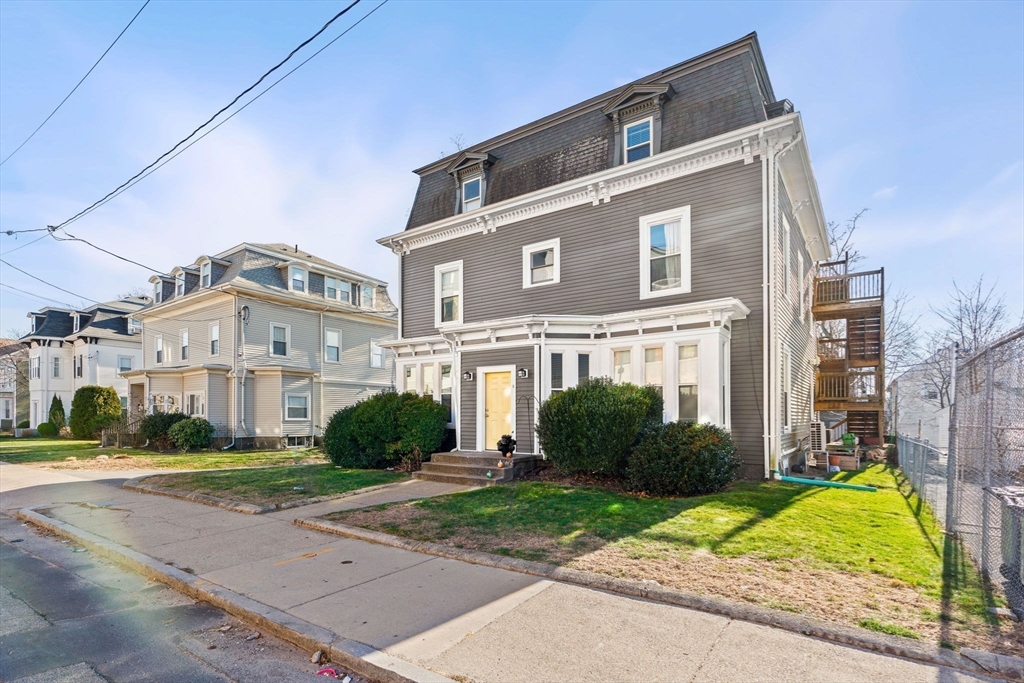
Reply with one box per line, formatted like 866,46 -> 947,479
380,115 -> 820,256
776,119 -> 830,261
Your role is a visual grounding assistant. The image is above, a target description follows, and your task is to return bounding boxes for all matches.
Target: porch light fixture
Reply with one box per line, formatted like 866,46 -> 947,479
462,371 -> 474,381
517,368 -> 529,379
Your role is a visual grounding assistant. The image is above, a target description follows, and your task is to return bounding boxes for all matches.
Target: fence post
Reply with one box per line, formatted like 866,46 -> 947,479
945,344 -> 958,533
980,348 -> 994,577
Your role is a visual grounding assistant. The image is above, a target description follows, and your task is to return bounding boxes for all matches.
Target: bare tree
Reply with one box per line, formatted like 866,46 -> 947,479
116,285 -> 150,300
931,276 -> 1008,354
884,288 -> 920,381
825,208 -> 868,268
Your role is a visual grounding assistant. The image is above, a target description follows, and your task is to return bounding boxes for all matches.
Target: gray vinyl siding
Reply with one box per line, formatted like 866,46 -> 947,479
141,295 -> 234,368
405,160 -> 764,471
253,373 -> 280,437
459,346 -> 536,453
322,383 -> 386,421
148,375 -> 181,396
282,373 -> 314,436
208,371 -> 229,427
321,313 -> 395,386
776,177 -> 815,453
183,373 -> 205,395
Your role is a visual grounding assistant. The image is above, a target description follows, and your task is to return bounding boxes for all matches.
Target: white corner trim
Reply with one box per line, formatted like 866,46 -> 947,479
522,238 -> 561,289
639,205 -> 692,300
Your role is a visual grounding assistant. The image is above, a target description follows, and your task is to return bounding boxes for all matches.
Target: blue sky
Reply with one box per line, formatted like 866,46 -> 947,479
1,0 -> 1021,339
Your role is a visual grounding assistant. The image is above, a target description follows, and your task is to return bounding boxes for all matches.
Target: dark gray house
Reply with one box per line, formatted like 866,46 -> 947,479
378,34 -> 829,480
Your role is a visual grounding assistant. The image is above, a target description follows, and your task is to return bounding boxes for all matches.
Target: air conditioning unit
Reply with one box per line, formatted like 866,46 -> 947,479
810,421 -> 827,451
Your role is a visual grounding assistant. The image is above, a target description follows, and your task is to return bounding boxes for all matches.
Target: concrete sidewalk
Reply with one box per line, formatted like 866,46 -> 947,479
0,462 -> 998,683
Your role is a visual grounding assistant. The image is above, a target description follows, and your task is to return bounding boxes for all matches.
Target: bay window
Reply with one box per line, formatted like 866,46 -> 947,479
644,348 -> 663,395
678,344 -> 698,422
613,349 -> 631,384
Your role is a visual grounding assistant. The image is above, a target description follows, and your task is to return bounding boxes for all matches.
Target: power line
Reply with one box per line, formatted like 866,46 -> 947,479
0,258 -> 100,304
50,0 -> 362,232
0,0 -> 150,167
0,232 -> 51,255
0,282 -> 75,308
50,230 -> 160,273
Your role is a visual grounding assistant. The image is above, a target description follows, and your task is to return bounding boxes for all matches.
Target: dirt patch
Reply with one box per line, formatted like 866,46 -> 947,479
521,466 -> 634,493
30,455 -> 160,471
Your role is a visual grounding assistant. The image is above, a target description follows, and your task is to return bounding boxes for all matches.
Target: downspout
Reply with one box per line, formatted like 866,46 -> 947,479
223,294 -> 238,450
318,309 -> 325,442
760,132 -> 771,479
438,331 -> 459,451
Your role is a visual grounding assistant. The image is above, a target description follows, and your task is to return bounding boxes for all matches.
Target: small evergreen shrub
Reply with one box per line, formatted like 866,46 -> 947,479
323,391 -> 448,469
37,422 -> 58,437
140,412 -> 190,450
626,422 -> 741,496
48,396 -> 67,431
167,417 -> 216,452
17,420 -> 30,429
536,377 -> 663,477
68,386 -> 122,438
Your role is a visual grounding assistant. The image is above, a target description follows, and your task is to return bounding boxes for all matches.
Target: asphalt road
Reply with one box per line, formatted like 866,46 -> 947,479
0,512 -> 363,683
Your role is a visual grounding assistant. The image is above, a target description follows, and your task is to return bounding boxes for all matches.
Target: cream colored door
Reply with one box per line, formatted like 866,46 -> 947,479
484,371 -> 513,450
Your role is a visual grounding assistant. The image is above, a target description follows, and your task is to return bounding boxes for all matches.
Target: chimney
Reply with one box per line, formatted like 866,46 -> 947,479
294,244 -> 298,253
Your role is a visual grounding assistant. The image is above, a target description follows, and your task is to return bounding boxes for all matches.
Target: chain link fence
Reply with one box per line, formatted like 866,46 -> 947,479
897,326 -> 1024,616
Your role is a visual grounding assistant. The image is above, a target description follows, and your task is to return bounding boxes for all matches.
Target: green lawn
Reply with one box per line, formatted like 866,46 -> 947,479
143,464 -> 407,506
330,464 -> 1021,655
0,437 -> 325,469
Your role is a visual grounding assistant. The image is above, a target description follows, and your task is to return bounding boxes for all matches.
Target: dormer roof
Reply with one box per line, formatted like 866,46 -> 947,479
443,151 -> 496,177
601,83 -> 675,117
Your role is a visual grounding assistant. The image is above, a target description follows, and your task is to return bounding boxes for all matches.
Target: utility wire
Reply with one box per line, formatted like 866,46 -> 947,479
49,0 -> 362,232
50,230 -> 160,273
55,0 -> 390,233
0,282 -> 75,308
0,258 -> 100,304
0,232 -> 51,255
0,0 -> 150,167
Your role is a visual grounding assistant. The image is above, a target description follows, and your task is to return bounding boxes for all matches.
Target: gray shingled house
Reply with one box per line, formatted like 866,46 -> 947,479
124,243 -> 397,448
378,33 -> 830,481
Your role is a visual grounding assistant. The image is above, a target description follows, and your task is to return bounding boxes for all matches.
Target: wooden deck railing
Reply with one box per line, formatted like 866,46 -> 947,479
814,268 -> 884,307
817,338 -> 847,362
815,369 -> 882,402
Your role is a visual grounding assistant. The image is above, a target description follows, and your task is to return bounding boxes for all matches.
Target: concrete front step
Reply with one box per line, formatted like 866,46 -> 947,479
431,452 -> 536,466
412,471 -> 506,486
420,461 -> 515,479
414,451 -> 545,486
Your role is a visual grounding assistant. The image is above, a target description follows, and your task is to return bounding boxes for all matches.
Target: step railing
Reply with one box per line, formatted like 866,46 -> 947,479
814,268 -> 884,307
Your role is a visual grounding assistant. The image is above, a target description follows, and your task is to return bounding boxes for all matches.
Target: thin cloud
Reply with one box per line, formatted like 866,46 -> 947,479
872,185 -> 898,199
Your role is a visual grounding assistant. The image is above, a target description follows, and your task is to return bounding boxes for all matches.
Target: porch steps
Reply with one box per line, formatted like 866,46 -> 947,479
414,451 -> 544,487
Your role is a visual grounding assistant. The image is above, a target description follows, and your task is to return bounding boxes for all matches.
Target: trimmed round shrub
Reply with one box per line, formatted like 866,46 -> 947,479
68,385 -> 122,438
536,377 -> 663,477
167,417 -> 216,452
626,422 -> 741,496
37,422 -> 58,437
48,396 -> 67,431
17,420 -> 30,429
139,412 -> 189,450
323,391 -> 448,469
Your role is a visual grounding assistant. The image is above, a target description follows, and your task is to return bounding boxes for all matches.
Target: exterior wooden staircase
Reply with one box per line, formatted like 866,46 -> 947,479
812,258 -> 885,445
414,452 -> 545,486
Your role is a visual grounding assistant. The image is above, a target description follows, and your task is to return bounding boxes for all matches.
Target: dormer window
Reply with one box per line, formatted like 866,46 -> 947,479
326,276 -> 353,303
200,262 -> 211,288
624,118 -> 652,163
462,176 -> 482,212
128,318 -> 142,335
359,284 -> 375,309
175,273 -> 185,296
289,266 -> 307,293
154,282 -> 163,304
73,314 -> 80,333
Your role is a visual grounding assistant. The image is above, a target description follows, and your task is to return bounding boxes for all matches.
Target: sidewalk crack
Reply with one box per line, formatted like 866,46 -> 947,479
686,618 -> 731,683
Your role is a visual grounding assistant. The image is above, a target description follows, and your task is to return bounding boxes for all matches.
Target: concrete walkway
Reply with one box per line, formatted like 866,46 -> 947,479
0,462 -> 996,683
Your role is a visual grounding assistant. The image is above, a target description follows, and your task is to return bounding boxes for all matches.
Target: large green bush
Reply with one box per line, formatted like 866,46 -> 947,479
68,385 -> 122,438
37,422 -> 58,437
16,420 -> 29,429
536,377 -> 663,477
626,422 -> 741,496
48,396 -> 66,431
167,417 -> 216,452
139,412 -> 190,450
323,391 -> 448,469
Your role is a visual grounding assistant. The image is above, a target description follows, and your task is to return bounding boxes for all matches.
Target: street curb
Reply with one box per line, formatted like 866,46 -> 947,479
122,476 -> 405,515
16,506 -> 455,683
296,517 -> 1024,682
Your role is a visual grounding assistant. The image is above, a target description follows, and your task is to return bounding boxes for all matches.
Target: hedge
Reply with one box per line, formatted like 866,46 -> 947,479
37,422 -> 58,437
139,412 -> 190,450
535,377 -> 663,477
68,386 -> 122,438
167,417 -> 216,451
626,422 -> 741,496
323,391 -> 448,469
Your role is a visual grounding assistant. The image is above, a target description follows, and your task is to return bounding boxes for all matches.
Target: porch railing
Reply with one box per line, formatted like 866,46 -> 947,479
815,369 -> 882,402
814,268 -> 884,306
817,338 -> 847,363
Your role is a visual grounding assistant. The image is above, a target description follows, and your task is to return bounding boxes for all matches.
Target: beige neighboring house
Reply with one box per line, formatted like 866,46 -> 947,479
0,338 -> 29,429
21,298 -> 150,428
124,243 -> 398,449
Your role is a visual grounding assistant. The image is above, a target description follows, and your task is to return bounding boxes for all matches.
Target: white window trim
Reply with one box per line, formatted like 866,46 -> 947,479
643,345 -> 665,392
269,323 -> 291,358
200,261 -> 212,288
359,283 -> 375,309
209,322 -> 220,356
184,391 -> 206,417
72,315 -> 80,333
289,266 -> 308,294
611,347 -> 633,385
782,346 -> 793,433
284,392 -> 310,421
434,260 -> 464,327
128,318 -> 142,335
117,355 -> 133,373
474,364 -> 516,452
154,283 -> 163,304
180,328 -> 189,361
155,336 -> 164,365
797,251 -> 805,322
522,238 -> 561,289
461,175 -> 483,213
324,327 -> 342,364
623,116 -> 654,163
52,356 -> 61,379
639,205 -> 692,299
175,273 -> 185,296
783,215 -> 792,300
676,341 -> 701,423
369,339 -> 385,368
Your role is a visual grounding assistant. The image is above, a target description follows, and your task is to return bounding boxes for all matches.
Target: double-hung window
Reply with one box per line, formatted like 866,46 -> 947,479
155,336 -> 164,364
185,392 -> 205,417
422,364 -> 435,397
624,118 -> 652,163
210,323 -> 220,356
440,364 -> 453,423
798,252 -> 805,321
200,262 -> 211,288
578,353 -> 590,382
644,348 -> 663,395
359,284 -> 375,309
325,277 -> 341,300
462,176 -> 482,212
271,324 -> 289,357
325,329 -> 341,363
435,261 -> 463,326
522,239 -> 560,288
404,365 -> 418,393
678,344 -> 699,422
180,329 -> 189,361
175,273 -> 185,296
72,315 -> 80,333
52,357 -> 61,379
76,354 -> 84,377
128,318 -> 142,335
640,206 -> 691,298
339,281 -> 352,303
782,347 -> 792,432
30,357 -> 40,379
154,283 -> 163,304
783,217 -> 792,300
613,350 -> 631,385
550,353 -> 564,394
118,356 -> 132,373
370,340 -> 384,368
285,393 -> 309,420
289,266 -> 306,293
